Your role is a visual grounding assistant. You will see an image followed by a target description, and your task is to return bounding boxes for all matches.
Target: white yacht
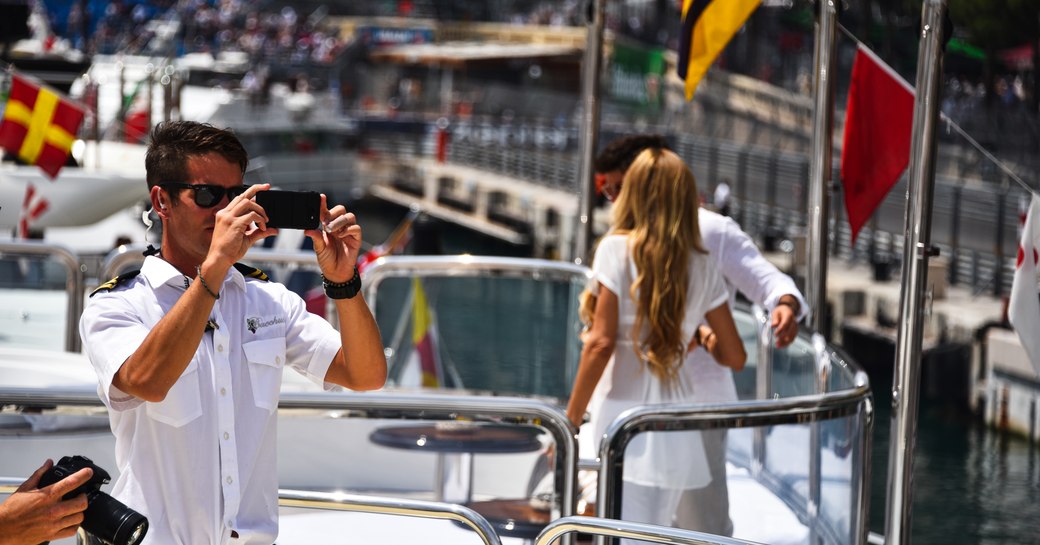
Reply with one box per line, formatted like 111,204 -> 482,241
0,0 -> 958,543
0,244 -> 872,545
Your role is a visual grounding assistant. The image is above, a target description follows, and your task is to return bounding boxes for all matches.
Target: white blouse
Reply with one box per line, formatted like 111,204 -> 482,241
581,234 -> 728,489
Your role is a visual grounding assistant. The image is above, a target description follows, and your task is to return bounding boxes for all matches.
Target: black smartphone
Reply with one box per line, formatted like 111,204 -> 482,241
256,190 -> 321,230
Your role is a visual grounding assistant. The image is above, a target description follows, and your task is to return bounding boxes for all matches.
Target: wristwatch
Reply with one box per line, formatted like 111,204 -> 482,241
322,266 -> 361,299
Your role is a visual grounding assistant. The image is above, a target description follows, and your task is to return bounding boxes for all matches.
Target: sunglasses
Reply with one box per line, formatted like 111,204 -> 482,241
595,174 -> 622,202
160,183 -> 249,208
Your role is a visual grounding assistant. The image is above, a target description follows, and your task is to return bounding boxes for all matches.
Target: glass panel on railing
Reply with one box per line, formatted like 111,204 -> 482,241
372,274 -> 585,400
732,307 -> 819,400
731,306 -> 863,400
728,415 -> 865,545
818,412 -> 868,545
0,253 -> 70,351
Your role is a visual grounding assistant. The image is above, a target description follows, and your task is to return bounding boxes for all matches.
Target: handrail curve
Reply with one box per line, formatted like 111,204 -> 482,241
0,240 -> 84,352
534,516 -> 765,545
278,489 -> 503,545
0,389 -> 578,530
596,373 -> 873,545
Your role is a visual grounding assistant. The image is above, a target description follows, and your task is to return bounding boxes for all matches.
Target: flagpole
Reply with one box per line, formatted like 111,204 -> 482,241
573,0 -> 606,265
885,1 -> 949,544
805,4 -> 839,543
806,0 -> 838,334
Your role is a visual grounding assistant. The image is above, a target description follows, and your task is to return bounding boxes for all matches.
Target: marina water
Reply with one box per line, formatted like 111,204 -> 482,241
868,370 -> 1040,545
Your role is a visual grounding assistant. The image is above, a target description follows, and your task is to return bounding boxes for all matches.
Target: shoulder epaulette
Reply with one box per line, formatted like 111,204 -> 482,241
90,270 -> 141,297
234,263 -> 270,281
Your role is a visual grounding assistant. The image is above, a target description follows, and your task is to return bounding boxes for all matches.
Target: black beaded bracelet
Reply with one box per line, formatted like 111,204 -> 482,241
322,266 -> 361,299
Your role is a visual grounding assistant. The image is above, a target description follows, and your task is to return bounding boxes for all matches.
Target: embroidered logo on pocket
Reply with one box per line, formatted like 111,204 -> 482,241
246,316 -> 285,334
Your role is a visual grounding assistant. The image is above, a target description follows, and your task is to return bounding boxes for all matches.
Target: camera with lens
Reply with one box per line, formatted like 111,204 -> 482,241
38,455 -> 148,545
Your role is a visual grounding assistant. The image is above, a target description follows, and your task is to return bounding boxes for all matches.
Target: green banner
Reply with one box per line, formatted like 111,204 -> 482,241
609,42 -> 666,109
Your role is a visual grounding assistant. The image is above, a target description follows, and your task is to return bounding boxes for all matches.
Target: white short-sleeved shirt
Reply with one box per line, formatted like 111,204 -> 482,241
80,256 -> 342,545
582,234 -> 728,489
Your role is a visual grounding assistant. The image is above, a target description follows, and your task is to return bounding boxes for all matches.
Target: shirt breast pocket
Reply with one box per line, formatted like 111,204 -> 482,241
146,358 -> 202,427
243,337 -> 287,414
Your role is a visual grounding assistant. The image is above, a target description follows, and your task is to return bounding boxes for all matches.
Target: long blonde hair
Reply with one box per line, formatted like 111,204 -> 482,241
580,148 -> 707,381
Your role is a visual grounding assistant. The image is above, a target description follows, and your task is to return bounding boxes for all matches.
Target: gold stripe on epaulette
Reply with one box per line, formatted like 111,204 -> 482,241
233,262 -> 270,281
89,270 -> 141,297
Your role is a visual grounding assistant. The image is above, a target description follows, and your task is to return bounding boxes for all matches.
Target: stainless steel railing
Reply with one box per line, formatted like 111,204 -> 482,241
5,246 -> 873,545
596,371 -> 873,545
275,391 -> 578,525
534,516 -> 765,545
0,389 -> 577,535
0,240 -> 84,353
278,489 -> 503,545
0,480 -> 503,545
361,254 -> 594,309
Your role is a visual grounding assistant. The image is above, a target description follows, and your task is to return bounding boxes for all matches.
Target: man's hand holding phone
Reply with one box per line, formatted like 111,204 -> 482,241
255,190 -> 321,230
250,188 -> 360,285
307,194 -> 362,286
210,183 -> 277,272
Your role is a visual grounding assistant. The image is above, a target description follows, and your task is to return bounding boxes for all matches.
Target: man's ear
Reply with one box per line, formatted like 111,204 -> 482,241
150,186 -> 168,216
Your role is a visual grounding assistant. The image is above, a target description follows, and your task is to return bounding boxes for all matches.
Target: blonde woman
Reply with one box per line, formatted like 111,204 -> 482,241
566,148 -> 746,537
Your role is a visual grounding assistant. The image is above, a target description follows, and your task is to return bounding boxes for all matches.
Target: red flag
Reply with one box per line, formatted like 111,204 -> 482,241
840,44 -> 915,242
1009,194 -> 1040,375
0,74 -> 86,179
18,183 -> 50,238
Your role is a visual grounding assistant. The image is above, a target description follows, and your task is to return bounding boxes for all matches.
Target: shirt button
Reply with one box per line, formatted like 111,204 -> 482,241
220,388 -> 227,396
218,344 -> 224,352
224,432 -> 230,440
226,476 -> 233,484
275,356 -> 281,364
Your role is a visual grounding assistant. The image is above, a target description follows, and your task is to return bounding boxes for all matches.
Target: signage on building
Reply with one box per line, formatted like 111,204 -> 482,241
356,26 -> 434,46
609,43 -> 665,109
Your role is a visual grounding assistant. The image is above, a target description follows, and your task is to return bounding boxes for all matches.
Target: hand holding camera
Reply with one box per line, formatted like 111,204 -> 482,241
37,455 -> 148,545
0,459 -> 90,545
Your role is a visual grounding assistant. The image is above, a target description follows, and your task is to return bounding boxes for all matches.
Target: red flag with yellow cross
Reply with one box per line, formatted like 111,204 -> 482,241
0,73 -> 86,179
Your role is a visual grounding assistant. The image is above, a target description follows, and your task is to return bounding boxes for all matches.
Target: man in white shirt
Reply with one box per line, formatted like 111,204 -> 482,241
80,121 -> 387,544
593,134 -> 807,535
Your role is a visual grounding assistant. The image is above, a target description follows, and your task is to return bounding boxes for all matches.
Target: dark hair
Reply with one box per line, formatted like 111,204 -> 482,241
594,134 -> 670,174
145,121 -> 248,189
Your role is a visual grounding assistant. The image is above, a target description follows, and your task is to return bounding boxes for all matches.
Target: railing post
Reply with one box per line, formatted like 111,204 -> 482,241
806,0 -> 838,334
884,1 -> 949,543
809,333 -> 830,545
752,305 -> 773,477
573,0 -> 606,265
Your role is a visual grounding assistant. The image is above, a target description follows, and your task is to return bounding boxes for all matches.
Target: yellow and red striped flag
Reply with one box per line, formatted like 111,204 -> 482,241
677,0 -> 761,101
411,277 -> 444,388
0,73 -> 86,178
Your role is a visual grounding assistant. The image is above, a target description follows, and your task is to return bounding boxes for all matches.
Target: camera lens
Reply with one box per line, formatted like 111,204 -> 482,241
82,491 -> 149,545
